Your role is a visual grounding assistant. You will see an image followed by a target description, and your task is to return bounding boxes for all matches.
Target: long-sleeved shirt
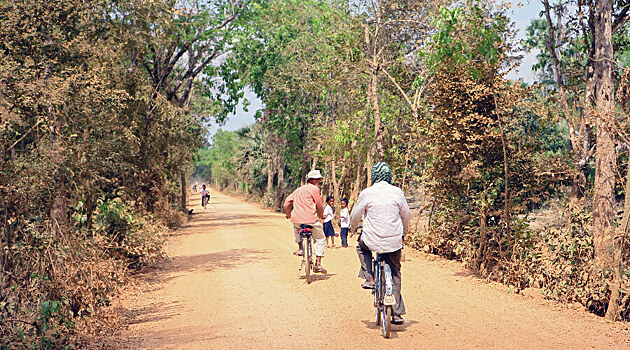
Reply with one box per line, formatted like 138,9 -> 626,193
284,183 -> 324,225
350,181 -> 411,253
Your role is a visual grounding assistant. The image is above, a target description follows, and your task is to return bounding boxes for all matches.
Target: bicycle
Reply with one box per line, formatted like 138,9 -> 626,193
298,224 -> 314,284
373,253 -> 396,338
201,194 -> 210,209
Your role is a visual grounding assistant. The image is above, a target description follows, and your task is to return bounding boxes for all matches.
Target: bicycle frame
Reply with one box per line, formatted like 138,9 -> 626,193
373,254 -> 395,304
373,253 -> 395,337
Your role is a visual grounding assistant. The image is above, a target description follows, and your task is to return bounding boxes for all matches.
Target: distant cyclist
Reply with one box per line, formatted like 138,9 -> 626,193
284,169 -> 327,273
350,162 -> 410,325
200,184 -> 210,208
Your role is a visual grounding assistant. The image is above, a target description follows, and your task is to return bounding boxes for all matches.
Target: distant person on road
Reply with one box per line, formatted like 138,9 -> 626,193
339,198 -> 350,247
350,162 -> 410,325
200,184 -> 210,208
323,196 -> 337,248
284,169 -> 327,274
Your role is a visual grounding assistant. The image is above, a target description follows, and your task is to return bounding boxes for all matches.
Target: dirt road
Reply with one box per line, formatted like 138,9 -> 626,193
115,190 -> 630,349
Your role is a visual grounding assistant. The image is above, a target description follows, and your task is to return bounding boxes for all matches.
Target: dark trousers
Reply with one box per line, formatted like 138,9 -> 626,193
356,239 -> 406,316
340,227 -> 349,247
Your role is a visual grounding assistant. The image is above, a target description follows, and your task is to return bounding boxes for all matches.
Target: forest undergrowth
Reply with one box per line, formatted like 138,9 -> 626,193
412,198 -> 630,319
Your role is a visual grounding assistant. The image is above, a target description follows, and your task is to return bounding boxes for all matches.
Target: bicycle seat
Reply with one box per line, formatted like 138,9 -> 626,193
299,224 -> 313,229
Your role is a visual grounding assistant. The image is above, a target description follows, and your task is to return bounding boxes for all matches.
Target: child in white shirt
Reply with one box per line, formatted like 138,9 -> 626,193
339,198 -> 350,247
323,196 -> 337,247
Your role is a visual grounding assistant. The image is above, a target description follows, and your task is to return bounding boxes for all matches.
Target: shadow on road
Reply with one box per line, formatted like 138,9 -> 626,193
298,273 -> 337,283
124,301 -> 183,326
174,213 -> 276,236
175,221 -> 275,235
360,319 -> 418,338
168,248 -> 271,275
118,328 -> 226,349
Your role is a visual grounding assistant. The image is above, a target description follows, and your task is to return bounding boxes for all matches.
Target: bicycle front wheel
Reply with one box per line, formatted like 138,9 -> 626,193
375,306 -> 382,326
382,305 -> 392,338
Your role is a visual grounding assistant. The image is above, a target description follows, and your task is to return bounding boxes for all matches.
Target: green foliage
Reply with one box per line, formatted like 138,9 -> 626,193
195,130 -> 242,187
219,0 -> 368,189
194,125 -> 270,195
0,0 -> 216,346
427,5 -> 509,79
420,2 -> 570,273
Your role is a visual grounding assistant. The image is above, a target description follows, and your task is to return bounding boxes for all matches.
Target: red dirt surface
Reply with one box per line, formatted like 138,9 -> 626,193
110,190 -> 630,349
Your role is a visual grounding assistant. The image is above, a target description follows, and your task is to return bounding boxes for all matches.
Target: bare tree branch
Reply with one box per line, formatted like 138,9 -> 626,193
613,4 -> 630,33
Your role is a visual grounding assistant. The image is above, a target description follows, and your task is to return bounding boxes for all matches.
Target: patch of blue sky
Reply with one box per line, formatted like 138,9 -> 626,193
507,0 -> 544,84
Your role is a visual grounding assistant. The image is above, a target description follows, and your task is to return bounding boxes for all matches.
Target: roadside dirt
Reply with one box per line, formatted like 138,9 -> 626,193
110,190 -> 630,349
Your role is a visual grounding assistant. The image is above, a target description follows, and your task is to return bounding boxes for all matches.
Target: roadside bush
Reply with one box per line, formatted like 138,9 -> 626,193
96,199 -> 167,269
0,195 -> 168,348
412,201 -> 630,320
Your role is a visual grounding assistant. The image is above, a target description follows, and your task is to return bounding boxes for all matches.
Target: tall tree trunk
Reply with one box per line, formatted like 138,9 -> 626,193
573,25 -> 595,205
178,127 -> 188,212
274,155 -> 285,211
573,55 -> 596,204
267,156 -> 274,191
351,161 -> 362,205
365,100 -> 373,187
312,143 -> 321,170
401,145 -> 411,192
339,163 -> 347,200
591,0 -> 618,319
370,63 -> 384,162
267,135 -> 275,191
606,159 -> 630,320
331,160 -> 340,212
180,169 -> 187,212
543,0 -> 590,205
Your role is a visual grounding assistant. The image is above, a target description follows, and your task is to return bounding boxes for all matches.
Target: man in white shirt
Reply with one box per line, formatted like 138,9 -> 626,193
350,162 -> 411,324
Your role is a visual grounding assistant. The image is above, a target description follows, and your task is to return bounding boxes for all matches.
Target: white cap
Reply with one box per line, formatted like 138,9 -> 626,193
307,169 -> 323,180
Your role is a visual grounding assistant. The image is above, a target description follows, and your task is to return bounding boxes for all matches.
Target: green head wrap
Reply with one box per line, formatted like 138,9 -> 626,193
371,162 -> 392,184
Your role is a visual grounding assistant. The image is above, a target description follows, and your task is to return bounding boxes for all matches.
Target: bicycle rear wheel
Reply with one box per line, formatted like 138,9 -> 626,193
303,236 -> 311,284
382,305 -> 392,338
374,259 -> 381,325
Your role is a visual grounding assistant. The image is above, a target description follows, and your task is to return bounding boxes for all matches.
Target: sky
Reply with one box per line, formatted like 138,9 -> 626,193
206,1 -> 545,139
507,0 -> 544,83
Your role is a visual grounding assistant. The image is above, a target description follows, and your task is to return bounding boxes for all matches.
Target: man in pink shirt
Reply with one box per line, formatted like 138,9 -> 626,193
284,169 -> 327,273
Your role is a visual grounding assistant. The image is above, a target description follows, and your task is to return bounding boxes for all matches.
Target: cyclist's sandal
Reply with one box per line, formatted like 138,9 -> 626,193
391,315 -> 404,324
313,266 -> 327,274
361,281 -> 376,289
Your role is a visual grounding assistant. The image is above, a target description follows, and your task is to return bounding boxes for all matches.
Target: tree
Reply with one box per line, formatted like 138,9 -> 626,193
120,0 -> 246,211
590,0 -> 618,320
0,0 -> 212,344
356,0 -> 445,184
